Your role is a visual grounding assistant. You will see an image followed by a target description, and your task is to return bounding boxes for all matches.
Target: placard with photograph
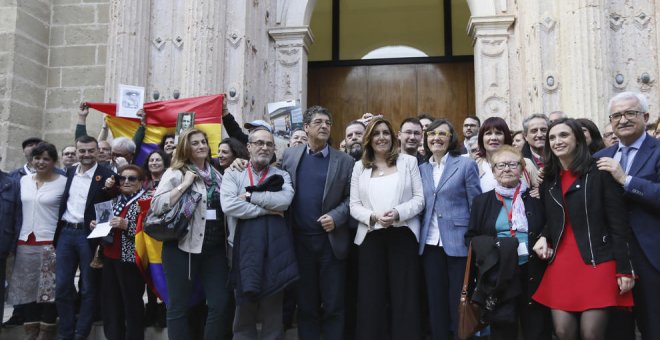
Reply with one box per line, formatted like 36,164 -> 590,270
88,200 -> 114,239
117,84 -> 145,118
175,111 -> 196,143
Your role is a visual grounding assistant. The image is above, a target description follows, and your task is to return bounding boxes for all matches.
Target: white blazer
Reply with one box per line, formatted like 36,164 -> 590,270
350,154 -> 425,245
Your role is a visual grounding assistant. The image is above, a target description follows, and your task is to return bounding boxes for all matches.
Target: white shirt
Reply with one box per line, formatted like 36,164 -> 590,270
62,163 -> 98,224
368,173 -> 399,230
426,154 -> 448,246
20,174 -> 67,241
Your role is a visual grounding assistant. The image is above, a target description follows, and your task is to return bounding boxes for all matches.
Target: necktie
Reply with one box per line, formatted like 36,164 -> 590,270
619,146 -> 633,174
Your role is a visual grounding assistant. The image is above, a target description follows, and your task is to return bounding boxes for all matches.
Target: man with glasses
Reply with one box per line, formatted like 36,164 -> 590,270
55,135 -> 115,340
602,122 -> 619,147
110,137 -> 136,172
221,127 -> 296,339
398,117 -> 425,163
462,116 -> 481,154
595,91 -> 660,340
61,146 -> 78,168
281,106 -> 354,340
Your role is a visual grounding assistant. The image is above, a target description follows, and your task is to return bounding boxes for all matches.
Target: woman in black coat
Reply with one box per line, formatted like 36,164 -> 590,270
465,145 -> 552,340
532,118 -> 634,340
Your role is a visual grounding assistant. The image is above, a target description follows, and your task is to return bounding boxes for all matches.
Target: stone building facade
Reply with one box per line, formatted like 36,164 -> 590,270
1,0 -> 658,170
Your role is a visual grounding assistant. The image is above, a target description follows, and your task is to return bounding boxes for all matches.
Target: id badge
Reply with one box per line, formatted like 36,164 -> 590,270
517,242 -> 529,256
205,209 -> 217,220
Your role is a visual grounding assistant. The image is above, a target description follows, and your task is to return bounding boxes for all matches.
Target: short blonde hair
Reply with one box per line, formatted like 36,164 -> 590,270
491,145 -> 526,172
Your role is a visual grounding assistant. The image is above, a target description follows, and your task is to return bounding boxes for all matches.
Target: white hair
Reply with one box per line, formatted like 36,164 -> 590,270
608,91 -> 648,113
112,137 -> 136,153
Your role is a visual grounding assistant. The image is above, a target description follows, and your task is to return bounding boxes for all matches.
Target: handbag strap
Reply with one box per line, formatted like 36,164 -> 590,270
461,242 -> 473,296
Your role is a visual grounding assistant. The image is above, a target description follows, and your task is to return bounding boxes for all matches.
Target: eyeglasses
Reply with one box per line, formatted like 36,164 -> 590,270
63,152 -> 76,156
118,175 -> 139,182
493,161 -> 520,170
427,131 -> 452,138
310,119 -> 333,127
609,110 -> 642,122
603,132 -> 614,138
249,140 -> 275,148
112,152 -> 130,158
470,148 -> 479,154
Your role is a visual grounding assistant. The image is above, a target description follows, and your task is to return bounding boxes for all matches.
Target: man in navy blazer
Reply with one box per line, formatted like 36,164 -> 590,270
595,91 -> 660,340
281,106 -> 354,340
55,135 -> 115,340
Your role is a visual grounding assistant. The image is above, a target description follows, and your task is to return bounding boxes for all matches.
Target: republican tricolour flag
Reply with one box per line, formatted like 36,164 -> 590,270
86,93 -> 224,165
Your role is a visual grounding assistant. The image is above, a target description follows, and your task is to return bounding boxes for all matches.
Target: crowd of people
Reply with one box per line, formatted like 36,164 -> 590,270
0,90 -> 659,340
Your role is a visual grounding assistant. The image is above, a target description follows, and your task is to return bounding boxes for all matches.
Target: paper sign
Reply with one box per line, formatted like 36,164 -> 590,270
88,200 -> 113,239
117,84 -> 145,118
87,222 -> 112,239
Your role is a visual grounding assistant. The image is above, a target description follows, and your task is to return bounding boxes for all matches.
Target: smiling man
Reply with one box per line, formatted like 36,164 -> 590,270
398,117 -> 424,163
521,113 -> 549,169
595,91 -> 660,340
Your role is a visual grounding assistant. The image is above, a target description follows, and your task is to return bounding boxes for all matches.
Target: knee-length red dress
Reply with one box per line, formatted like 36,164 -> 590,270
532,171 -> 634,311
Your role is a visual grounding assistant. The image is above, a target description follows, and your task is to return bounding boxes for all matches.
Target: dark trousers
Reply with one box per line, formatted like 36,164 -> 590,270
162,241 -> 232,340
344,241 -> 359,340
233,291 -> 284,340
294,234 -> 346,340
22,302 -> 57,324
101,258 -> 146,340
55,227 -> 96,339
489,264 -> 552,340
421,245 -> 465,340
357,227 -> 421,340
631,235 -> 660,340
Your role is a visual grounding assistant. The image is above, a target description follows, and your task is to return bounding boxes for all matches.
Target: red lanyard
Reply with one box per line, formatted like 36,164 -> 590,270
247,163 -> 269,186
495,184 -> 521,237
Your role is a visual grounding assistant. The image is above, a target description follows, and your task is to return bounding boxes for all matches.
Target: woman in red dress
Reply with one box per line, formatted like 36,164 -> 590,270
532,118 -> 635,340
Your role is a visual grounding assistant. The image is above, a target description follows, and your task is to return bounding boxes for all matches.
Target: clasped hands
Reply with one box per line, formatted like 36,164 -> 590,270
370,209 -> 400,229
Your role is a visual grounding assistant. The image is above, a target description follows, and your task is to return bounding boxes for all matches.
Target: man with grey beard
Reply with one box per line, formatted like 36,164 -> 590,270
344,120 -> 365,161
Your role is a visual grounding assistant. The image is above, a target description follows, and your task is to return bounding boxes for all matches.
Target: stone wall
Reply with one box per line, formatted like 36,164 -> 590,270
44,0 -> 109,157
0,0 -> 51,171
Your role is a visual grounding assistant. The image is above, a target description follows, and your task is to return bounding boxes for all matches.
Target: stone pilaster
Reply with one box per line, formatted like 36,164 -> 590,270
268,27 -> 314,109
468,15 -> 515,123
180,0 -> 225,97
557,0 -> 609,122
104,0 -> 151,101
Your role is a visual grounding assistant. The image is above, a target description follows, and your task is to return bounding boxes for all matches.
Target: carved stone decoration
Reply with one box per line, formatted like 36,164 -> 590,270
543,71 -> 559,93
152,37 -> 165,50
227,31 -> 243,48
481,38 -> 507,57
609,12 -> 624,31
277,48 -> 301,67
539,13 -> 556,32
269,27 -> 314,106
173,36 -> 184,48
227,83 -> 240,103
468,15 -> 515,122
638,72 -> 654,91
634,11 -> 651,30
613,71 -> 628,89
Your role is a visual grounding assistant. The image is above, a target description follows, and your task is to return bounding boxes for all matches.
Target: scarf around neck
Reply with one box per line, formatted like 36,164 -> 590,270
494,181 -> 528,233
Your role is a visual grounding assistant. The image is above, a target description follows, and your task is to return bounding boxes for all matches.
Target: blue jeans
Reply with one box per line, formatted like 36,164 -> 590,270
55,228 -> 95,340
162,241 -> 232,340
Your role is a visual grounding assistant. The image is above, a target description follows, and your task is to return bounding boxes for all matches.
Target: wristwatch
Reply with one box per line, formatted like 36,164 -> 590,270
245,192 -> 251,202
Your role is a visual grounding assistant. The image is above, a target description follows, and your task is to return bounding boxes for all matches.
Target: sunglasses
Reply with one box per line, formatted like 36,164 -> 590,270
117,175 -> 139,183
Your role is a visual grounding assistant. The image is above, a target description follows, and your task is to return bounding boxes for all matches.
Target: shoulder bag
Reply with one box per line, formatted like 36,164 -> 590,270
458,242 -> 487,339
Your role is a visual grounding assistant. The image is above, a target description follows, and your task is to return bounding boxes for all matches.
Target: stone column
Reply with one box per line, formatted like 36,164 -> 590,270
268,27 -> 314,109
557,0 -> 609,122
104,0 -> 151,101
180,0 -> 225,97
468,15 -> 515,123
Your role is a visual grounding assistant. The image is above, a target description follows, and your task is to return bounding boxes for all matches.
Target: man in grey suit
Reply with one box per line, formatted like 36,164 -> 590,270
281,106 -> 354,340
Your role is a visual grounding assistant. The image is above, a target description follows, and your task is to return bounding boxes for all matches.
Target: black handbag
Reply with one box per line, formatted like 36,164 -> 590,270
144,187 -> 202,241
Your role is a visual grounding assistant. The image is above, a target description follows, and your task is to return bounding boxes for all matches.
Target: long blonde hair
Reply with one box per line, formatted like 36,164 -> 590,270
170,128 -> 210,170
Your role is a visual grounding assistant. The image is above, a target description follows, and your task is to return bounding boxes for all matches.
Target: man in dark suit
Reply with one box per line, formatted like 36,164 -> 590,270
55,135 -> 115,340
281,106 -> 354,340
595,91 -> 660,340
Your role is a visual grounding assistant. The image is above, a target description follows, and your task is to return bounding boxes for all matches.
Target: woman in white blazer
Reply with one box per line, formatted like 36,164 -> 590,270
349,117 -> 425,340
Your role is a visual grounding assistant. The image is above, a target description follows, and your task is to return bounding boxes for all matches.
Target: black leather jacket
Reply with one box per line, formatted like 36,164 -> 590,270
540,162 -> 633,275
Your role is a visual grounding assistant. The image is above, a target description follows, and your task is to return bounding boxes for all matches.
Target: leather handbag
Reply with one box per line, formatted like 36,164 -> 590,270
144,186 -> 202,241
458,243 -> 487,339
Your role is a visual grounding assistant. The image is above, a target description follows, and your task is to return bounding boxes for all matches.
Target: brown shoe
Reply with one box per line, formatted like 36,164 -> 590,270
23,322 -> 40,340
